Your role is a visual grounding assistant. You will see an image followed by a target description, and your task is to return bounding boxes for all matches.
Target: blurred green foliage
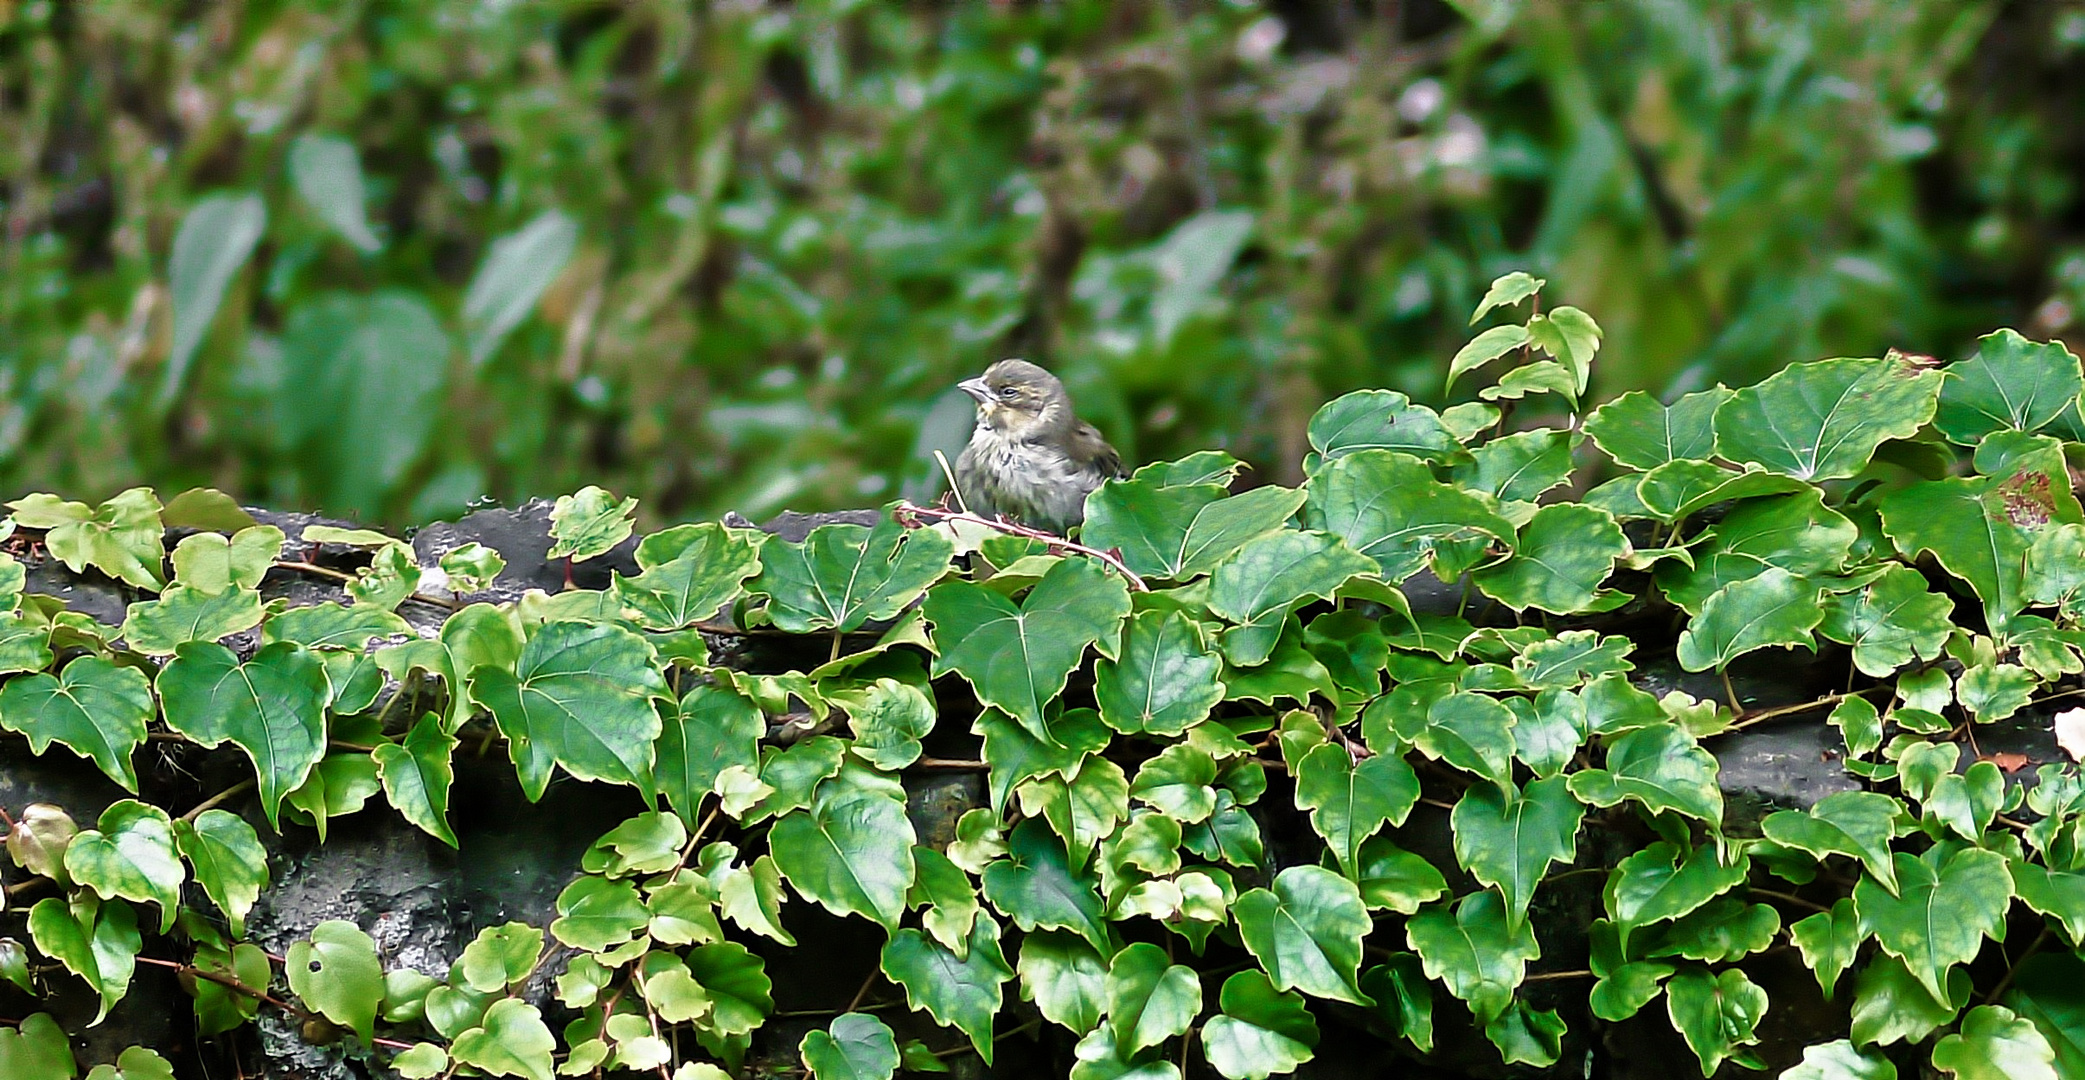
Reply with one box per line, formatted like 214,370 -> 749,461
4,0 -> 2083,526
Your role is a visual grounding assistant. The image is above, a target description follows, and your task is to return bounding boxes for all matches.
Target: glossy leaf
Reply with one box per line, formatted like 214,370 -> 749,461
64,800 -> 184,933
1208,530 -> 1374,665
770,779 -> 916,931
546,485 -> 637,562
801,1013 -> 900,1080
1472,503 -> 1627,614
1712,356 -> 1942,481
1931,1005 -> 2058,1080
1936,329 -> 2083,445
756,517 -> 953,633
655,684 -> 762,826
1234,865 -> 1371,1005
1781,1040 -> 1896,1080
0,656 -> 153,792
1583,387 -> 1731,470
1451,776 -> 1582,931
1406,889 -> 1538,1025
1854,846 -> 2012,1001
1879,475 -> 2032,633
1305,390 -> 1463,465
175,810 -> 269,936
1199,970 -> 1319,1080
880,917 -> 1013,1064
1675,567 -> 1824,671
1303,450 -> 1512,583
287,920 -> 383,1047
1820,565 -> 1955,677
1018,932 -> 1109,1035
1105,942 -> 1200,1057
927,558 -> 1130,738
1083,481 -> 1304,581
982,820 -> 1110,953
1095,609 -> 1225,735
613,523 -> 763,631
1665,967 -> 1767,1076
1295,742 -> 1418,877
157,642 -> 330,827
371,713 -> 460,846
1567,723 -> 1723,826
467,620 -> 667,800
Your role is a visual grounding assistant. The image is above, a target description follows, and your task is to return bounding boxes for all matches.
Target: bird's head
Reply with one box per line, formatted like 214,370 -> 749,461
958,359 -> 1071,439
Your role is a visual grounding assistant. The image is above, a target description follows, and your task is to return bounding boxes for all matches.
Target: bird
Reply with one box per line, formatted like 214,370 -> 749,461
951,358 -> 1124,535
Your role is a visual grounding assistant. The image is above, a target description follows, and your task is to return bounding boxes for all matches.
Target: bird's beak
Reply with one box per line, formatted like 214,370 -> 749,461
958,377 -> 992,404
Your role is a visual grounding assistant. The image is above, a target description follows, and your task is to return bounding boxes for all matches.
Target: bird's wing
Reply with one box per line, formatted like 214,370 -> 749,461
1069,421 -> 1126,479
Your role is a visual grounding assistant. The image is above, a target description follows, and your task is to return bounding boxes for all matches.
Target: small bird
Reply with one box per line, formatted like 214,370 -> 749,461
952,359 -> 1124,534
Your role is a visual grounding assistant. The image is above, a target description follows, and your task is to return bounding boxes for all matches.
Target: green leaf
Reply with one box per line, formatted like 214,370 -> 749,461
1354,835 -> 1447,914
1675,567 -> 1824,672
120,583 -> 264,655
467,620 -> 667,800
908,846 -> 979,955
927,558 -> 1130,739
655,683 -> 762,826
547,486 -> 637,562
1472,504 -> 1627,614
6,803 -> 76,883
1082,482 -> 1304,581
1762,791 -> 1904,894
1959,663 -> 2036,722
2005,953 -> 2085,1077
1446,324 -> 1532,391
1305,390 -> 1463,465
1303,450 -> 1513,583
1932,1005 -> 2059,1080
1713,355 -> 1942,481
1513,630 -> 1633,689
1133,451 -> 1246,487
450,998 -> 556,1080
1451,427 -> 1577,504
164,192 -> 266,406
1406,889 -> 1538,1025
29,896 -> 139,1023
1209,531 -> 1375,665
881,916 -> 1013,1065
1480,359 -> 1578,405
1199,970 -> 1319,1080
1583,387 -> 1732,470
1095,609 -> 1225,735
1529,306 -> 1602,389
982,820 -> 1110,953
686,941 -> 774,1035
64,800 -> 184,934
391,1045 -> 449,1080
1937,330 -> 2084,445
436,542 -> 506,593
0,657 -> 153,792
755,517 -> 952,633
770,779 -> 916,931
1589,959 -> 1673,1022
1414,691 -> 1517,785
156,642 -> 330,827
0,1012 -> 77,1080
170,524 -> 283,592
1789,899 -> 1863,1001
584,811 -> 687,878
344,541 -> 422,610
1657,489 -> 1857,613
1451,776 -> 1581,931
1295,742 -> 1418,877
1852,955 -> 1969,1046
464,208 -> 578,368
1820,565 -> 1955,677
1105,942 -> 1201,1057
1781,1040 -> 1896,1080
1469,271 -> 1545,324
833,677 -> 935,771
1484,1000 -> 1567,1068
287,920 -> 383,1047
289,132 -> 381,252
1635,461 -> 1808,523
1604,840 -> 1745,952
1234,865 -> 1371,1005
801,1013 -> 900,1080
613,523 -> 764,631
1665,967 -> 1767,1076
1879,475 -> 2033,633
11,488 -> 166,590
1359,955 -> 1434,1052
262,601 -> 411,650
459,922 -> 543,993
174,809 -> 269,936
81,1047 -> 172,1080
549,876 -> 649,951
1567,723 -> 1722,826
1854,846 -> 2013,1001
372,713 -> 460,846
1017,932 -> 1109,1035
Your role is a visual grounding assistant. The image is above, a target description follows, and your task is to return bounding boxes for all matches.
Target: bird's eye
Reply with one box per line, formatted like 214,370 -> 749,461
998,386 -> 1019,400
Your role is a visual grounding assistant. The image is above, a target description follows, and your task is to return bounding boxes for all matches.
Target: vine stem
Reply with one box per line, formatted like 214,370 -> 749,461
1722,684 -> 1892,732
1985,925 -> 2051,1005
133,955 -> 418,1051
893,500 -> 1148,592
1522,969 -> 1594,982
180,779 -> 255,823
1748,887 -> 1830,915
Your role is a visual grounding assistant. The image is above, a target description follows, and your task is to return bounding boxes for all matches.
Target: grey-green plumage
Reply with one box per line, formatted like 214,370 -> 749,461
952,359 -> 1124,535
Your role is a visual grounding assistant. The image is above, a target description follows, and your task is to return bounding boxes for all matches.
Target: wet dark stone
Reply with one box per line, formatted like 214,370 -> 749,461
749,508 -> 884,543
413,497 -> 639,599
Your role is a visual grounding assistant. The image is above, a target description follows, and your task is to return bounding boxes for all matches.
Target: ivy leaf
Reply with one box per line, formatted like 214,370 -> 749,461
174,809 -> 269,937
2005,953 -> 2085,1077
755,517 -> 953,634
1782,1040 -> 1896,1080
371,713 -> 460,846
6,803 -> 76,883
549,877 -> 649,952
832,678 -> 935,772
29,896 -> 140,1023
1635,461 -> 1807,523
277,755 -> 378,836
655,684 -> 762,827
880,916 -> 1013,1064
450,998 -> 556,1080
1567,723 -> 1723,827
981,820 -> 1111,954
1082,482 -> 1305,581
1414,692 -> 1517,785
0,1012 -> 77,1080
263,602 -> 411,651
1471,504 -> 1627,614
1469,271 -> 1545,324
1675,567 -> 1824,672
1105,942 -> 1201,1057
1854,846 -> 2013,1001
1878,476 -> 2032,634
1406,890 -> 1538,1026
436,542 -> 505,593
1209,531 -> 1375,665
82,1047 -> 173,1080
546,486 -> 637,562
0,656 -> 153,792
1451,776 -> 1582,931
1452,428 -> 1577,506
458,922 -> 544,994
1761,792 -> 1904,894
466,621 -> 668,801
1713,356 -> 1942,481
1132,451 -> 1246,487
1199,970 -> 1320,1080
120,584 -> 264,655
287,920 -> 383,1047
1851,955 -> 1969,1046
1304,390 -> 1463,465
1017,932 -> 1109,1035
686,941 -> 774,1036
1528,306 -> 1602,390
1789,899 -> 1863,1002
1937,329 -> 2083,445
770,779 -> 916,931
908,847 -> 980,956
973,706 -> 1109,814
157,642 -> 330,828
1354,836 -> 1447,914
1665,968 -> 1767,1076
1095,609 -> 1225,736
1657,489 -> 1857,613
1480,360 -> 1579,406
1603,841 -> 1745,952
1445,324 -> 1532,391
1820,565 -> 1955,677
1295,743 -> 1418,877
11,487 -> 166,590
1583,387 -> 1731,470
1958,663 -> 2036,723
613,524 -> 764,631
1931,1005 -> 2059,1080
1302,450 -> 1513,583
801,1013 -> 900,1080
1234,865 -> 1371,1005
1514,630 -> 1633,689
170,525 -> 283,593
926,558 -> 1130,740
64,800 -> 184,934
